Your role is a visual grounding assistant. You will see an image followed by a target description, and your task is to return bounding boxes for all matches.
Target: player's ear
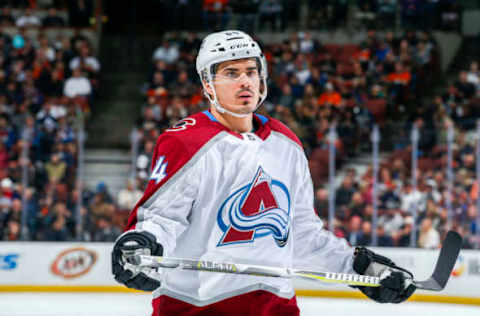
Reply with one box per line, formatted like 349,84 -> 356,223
203,80 -> 214,97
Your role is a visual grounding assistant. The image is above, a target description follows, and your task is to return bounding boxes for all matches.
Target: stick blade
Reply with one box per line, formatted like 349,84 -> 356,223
415,230 -> 462,291
414,278 -> 442,291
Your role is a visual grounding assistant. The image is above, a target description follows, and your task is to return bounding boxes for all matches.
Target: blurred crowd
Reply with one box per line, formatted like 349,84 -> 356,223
0,2 -> 100,241
0,0 -> 94,28
316,54 -> 480,249
318,123 -> 479,250
164,0 -> 463,33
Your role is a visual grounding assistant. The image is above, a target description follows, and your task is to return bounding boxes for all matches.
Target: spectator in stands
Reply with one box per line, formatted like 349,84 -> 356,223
349,191 -> 366,218
142,95 -> 164,126
165,96 -> 188,126
37,35 -> 56,62
69,43 -> 100,78
45,213 -> 68,241
346,215 -> 363,246
77,205 -> 92,241
441,84 -> 462,116
152,40 -> 179,65
278,84 -> 294,109
93,215 -> 121,242
3,220 -> 20,240
314,187 -> 328,219
63,67 -> 92,98
0,178 -> 14,205
42,6 -> 66,27
3,198 -> 22,236
318,82 -> 342,107
418,217 -> 440,248
16,7 -> 41,27
117,179 -> 142,211
23,187 -> 38,238
168,70 -> 196,99
466,61 -> 479,90
299,32 -> 317,54
386,62 -> 411,86
400,181 -> 424,214
45,152 -> 67,185
89,183 -> 114,223
42,6 -> 65,27
414,41 -> 431,66
415,117 -> 436,154
455,71 -> 476,100
44,202 -> 73,241
377,225 -> 394,246
397,216 -> 413,246
357,220 -> 372,246
336,177 -> 355,207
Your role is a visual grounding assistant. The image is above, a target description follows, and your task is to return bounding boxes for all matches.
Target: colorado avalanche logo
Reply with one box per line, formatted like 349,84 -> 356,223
217,166 -> 291,247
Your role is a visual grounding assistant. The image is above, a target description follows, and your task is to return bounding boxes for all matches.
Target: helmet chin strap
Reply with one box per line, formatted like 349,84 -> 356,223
213,99 -> 253,118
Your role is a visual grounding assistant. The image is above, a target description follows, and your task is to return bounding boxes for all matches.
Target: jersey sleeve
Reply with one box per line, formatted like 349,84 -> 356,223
124,133 -> 201,256
292,154 -> 355,274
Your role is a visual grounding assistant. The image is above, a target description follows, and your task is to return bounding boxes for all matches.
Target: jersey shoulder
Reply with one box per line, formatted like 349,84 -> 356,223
163,111 -> 221,142
260,115 -> 303,148
153,111 -> 225,166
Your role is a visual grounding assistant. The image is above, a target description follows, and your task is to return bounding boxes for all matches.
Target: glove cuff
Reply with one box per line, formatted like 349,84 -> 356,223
353,247 -> 396,275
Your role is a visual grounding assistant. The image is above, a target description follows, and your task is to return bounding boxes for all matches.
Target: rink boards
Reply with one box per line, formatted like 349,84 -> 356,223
0,242 -> 479,305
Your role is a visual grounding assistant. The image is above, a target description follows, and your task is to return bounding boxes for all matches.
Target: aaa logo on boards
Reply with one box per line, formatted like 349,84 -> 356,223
51,247 -> 97,279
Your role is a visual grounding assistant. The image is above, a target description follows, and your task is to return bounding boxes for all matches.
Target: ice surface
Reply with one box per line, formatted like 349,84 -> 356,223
0,293 -> 478,316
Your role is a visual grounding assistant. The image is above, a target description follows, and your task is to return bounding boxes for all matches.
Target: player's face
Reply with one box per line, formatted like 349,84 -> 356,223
211,58 -> 261,115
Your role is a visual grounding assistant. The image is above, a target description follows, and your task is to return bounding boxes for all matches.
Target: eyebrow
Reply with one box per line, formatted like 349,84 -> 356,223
220,66 -> 258,72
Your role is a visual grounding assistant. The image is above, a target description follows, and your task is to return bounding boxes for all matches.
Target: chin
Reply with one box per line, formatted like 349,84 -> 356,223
229,103 -> 254,113
239,104 -> 256,113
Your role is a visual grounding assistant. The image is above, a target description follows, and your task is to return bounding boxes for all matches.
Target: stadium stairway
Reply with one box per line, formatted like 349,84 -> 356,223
86,34 -> 157,149
82,35 -> 158,196
83,149 -> 132,198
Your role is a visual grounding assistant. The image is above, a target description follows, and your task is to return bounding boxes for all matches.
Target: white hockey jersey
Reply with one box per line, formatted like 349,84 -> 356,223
125,110 -> 355,306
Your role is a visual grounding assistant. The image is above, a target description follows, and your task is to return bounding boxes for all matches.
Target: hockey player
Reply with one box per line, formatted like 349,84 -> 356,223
112,30 -> 416,315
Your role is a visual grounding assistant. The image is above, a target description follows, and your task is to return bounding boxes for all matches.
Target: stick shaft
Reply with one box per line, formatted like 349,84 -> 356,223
135,255 -> 381,287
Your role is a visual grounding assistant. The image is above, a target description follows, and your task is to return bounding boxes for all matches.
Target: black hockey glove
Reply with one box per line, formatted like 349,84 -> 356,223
353,247 -> 416,303
112,231 -> 163,291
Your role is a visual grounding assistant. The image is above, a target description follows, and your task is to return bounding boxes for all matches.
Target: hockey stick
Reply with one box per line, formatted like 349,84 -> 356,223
412,230 -> 462,291
133,254 -> 381,287
133,230 -> 462,290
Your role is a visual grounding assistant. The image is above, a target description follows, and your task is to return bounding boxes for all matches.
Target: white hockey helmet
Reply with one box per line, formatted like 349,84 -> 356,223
196,30 -> 268,117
